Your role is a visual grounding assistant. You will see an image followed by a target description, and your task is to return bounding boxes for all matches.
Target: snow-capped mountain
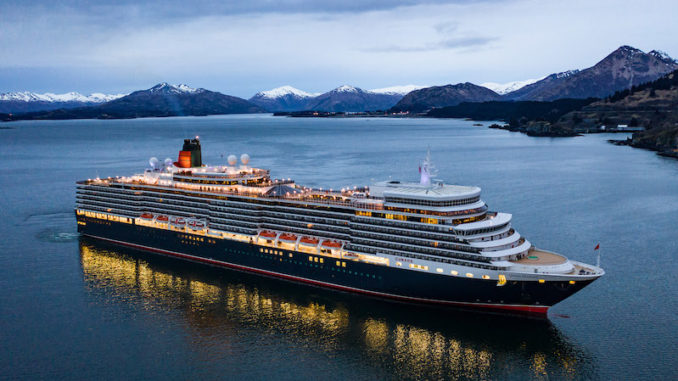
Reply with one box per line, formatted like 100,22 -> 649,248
480,78 -> 544,95
6,82 -> 264,120
306,85 -> 404,112
0,90 -> 126,113
504,46 -> 678,101
249,85 -> 318,112
146,83 -> 204,95
0,91 -> 125,103
368,85 -> 426,96
254,86 -> 317,99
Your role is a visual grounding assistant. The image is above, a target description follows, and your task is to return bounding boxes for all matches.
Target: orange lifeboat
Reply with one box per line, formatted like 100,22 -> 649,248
299,236 -> 319,245
155,215 -> 169,223
187,219 -> 206,230
259,231 -> 277,239
321,240 -> 342,249
170,216 -> 186,226
140,213 -> 154,220
278,233 -> 298,242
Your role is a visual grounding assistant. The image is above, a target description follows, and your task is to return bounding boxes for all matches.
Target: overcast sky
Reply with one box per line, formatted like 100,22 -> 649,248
1,0 -> 677,97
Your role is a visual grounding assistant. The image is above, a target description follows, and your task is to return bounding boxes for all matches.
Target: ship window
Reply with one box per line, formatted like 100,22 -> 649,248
289,253 -> 293,258
482,275 -> 490,280
308,256 -> 313,262
569,280 -> 576,284
497,274 -> 507,286
336,261 -> 341,266
342,262 -> 346,267
436,268 -> 443,273
314,257 -> 318,262
396,262 -> 402,267
466,273 -> 474,278
538,279 -> 545,283
451,270 -> 458,275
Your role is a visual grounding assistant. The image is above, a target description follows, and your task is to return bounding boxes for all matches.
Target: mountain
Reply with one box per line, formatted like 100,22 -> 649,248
368,85 -> 426,96
554,69 -> 678,153
249,86 -> 317,112
306,85 -> 403,112
6,83 -> 264,120
504,46 -> 678,101
251,84 -> 423,112
390,82 -> 502,113
480,78 -> 544,95
0,91 -> 125,113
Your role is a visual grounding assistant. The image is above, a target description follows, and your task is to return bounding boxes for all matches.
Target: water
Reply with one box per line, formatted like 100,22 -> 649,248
1,115 -> 676,380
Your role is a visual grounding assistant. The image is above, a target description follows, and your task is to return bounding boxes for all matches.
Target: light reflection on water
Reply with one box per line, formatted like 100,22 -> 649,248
79,238 -> 596,380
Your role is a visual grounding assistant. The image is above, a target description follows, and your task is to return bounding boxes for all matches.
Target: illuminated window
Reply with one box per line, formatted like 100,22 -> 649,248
396,262 -> 402,267
538,279 -> 545,283
482,275 -> 490,280
319,258 -> 324,263
436,268 -> 443,273
308,256 -> 313,262
289,253 -> 293,258
336,261 -> 341,266
314,257 -> 318,262
451,270 -> 458,275
409,264 -> 429,271
569,280 -> 576,285
497,274 -> 507,286
466,273 -> 474,278
342,262 -> 346,267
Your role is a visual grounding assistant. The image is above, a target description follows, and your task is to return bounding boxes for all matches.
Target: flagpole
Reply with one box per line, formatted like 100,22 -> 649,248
595,244 -> 601,267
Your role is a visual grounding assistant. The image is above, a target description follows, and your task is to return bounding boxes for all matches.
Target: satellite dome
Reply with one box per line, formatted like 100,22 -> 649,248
240,153 -> 250,165
149,157 -> 159,169
164,158 -> 173,167
227,154 -> 237,166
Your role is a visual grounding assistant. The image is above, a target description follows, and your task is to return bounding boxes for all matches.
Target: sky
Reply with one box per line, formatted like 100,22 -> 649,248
1,0 -> 677,98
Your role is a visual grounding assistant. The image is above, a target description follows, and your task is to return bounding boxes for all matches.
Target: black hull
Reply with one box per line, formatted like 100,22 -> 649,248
76,215 -> 595,316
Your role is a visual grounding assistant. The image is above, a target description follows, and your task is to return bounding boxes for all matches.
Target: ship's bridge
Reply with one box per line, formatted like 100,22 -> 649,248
369,180 -> 484,211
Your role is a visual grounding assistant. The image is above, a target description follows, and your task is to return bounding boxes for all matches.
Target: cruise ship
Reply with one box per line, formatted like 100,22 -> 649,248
75,138 -> 604,316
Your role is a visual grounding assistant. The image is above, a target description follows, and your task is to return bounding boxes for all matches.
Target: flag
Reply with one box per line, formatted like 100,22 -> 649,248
594,243 -> 600,251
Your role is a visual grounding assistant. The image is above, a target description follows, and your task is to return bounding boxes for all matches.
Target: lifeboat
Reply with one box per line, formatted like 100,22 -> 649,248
140,213 -> 154,220
278,233 -> 298,242
187,219 -> 206,230
155,215 -> 169,223
170,216 -> 186,226
259,231 -> 277,239
321,240 -> 342,249
299,236 -> 319,246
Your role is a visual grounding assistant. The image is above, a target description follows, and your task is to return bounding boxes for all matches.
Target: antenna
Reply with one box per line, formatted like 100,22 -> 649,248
419,147 -> 438,186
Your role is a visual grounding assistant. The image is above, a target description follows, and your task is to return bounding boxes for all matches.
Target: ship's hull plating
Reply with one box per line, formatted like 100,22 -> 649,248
76,215 -> 594,316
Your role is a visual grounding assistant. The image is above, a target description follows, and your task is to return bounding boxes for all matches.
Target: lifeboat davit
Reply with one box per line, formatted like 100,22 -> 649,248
278,233 -> 298,242
259,231 -> 277,239
187,219 -> 206,230
170,216 -> 186,226
299,236 -> 319,246
321,240 -> 342,249
155,215 -> 169,223
140,213 -> 154,220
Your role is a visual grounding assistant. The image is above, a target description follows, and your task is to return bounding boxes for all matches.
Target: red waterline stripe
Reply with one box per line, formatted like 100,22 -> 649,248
84,234 -> 550,316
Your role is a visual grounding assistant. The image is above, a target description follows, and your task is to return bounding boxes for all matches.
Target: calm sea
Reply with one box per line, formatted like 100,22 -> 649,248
1,115 -> 676,380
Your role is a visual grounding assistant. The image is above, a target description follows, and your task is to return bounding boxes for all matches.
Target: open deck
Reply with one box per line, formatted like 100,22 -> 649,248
511,249 -> 567,266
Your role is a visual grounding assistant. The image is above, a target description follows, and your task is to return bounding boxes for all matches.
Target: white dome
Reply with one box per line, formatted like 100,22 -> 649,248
164,158 -> 173,167
240,153 -> 250,165
149,157 -> 159,169
227,154 -> 237,166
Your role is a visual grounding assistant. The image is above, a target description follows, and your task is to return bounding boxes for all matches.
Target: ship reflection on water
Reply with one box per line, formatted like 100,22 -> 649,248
79,238 -> 596,380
